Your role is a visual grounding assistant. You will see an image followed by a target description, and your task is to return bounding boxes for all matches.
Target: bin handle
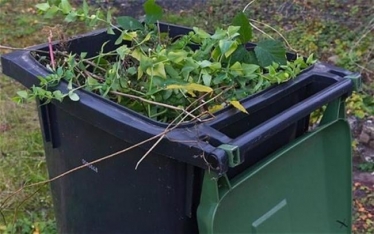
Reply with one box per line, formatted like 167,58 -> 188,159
208,77 -> 353,165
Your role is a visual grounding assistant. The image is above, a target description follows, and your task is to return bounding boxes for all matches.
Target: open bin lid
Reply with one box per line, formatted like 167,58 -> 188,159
197,120 -> 352,233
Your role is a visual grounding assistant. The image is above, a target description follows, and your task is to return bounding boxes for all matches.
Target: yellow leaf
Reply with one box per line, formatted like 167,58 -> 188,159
139,32 -> 151,45
33,225 -> 40,234
123,31 -> 138,41
166,83 -> 213,93
137,66 -> 143,79
230,100 -> 248,114
187,90 -> 196,97
208,104 -> 224,114
146,63 -> 166,79
211,47 -> 221,61
131,48 -> 142,61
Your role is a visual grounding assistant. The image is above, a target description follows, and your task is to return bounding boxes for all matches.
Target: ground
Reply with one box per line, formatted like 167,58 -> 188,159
0,0 -> 373,233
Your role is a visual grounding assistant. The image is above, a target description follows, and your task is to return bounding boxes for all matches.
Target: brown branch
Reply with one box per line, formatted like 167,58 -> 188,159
4,89 -> 228,206
82,59 -> 108,73
0,45 -> 49,54
0,208 -> 6,225
83,70 -> 105,81
135,134 -> 165,169
12,186 -> 43,225
110,90 -> 202,121
48,30 -> 56,71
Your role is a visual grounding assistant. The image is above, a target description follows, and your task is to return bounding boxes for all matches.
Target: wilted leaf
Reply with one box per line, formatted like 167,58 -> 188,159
208,104 -> 224,113
131,48 -> 142,61
147,63 -> 166,79
166,83 -> 213,93
230,100 -> 248,114
139,32 -> 151,45
137,66 -> 144,79
167,50 -> 188,64
122,31 -> 138,41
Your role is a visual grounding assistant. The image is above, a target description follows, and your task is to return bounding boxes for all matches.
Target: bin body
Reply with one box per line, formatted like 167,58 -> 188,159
1,23 -> 356,233
40,104 -> 203,233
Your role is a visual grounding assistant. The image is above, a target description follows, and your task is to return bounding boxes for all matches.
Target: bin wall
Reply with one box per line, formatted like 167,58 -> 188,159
39,103 -> 203,233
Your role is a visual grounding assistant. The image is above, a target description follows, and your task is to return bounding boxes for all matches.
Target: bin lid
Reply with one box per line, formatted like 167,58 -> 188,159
197,120 -> 351,234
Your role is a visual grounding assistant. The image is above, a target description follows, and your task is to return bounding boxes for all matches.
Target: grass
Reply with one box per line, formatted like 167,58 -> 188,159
0,0 -> 373,233
0,0 -> 91,232
0,1 -> 55,232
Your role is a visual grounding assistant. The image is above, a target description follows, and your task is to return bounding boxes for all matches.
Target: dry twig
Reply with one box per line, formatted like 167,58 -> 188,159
48,30 -> 56,71
3,89 -> 227,207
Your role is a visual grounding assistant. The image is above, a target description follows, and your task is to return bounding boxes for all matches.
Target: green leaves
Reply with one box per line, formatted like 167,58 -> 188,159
64,11 -> 77,22
143,0 -> 163,24
68,91 -> 80,101
232,12 -> 252,43
27,0 -> 314,123
116,45 -> 131,60
193,27 -> 211,39
82,0 -> 89,16
219,39 -> 238,58
254,40 -> 286,67
60,0 -> 72,14
16,90 -> 29,99
147,63 -> 166,79
117,16 -> 143,30
53,90 -> 65,102
35,2 -> 50,11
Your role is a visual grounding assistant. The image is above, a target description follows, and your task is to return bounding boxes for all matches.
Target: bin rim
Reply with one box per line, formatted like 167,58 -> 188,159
0,22 -> 357,174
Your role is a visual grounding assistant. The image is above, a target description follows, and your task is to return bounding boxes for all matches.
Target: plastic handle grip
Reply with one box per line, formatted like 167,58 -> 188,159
227,78 -> 352,160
